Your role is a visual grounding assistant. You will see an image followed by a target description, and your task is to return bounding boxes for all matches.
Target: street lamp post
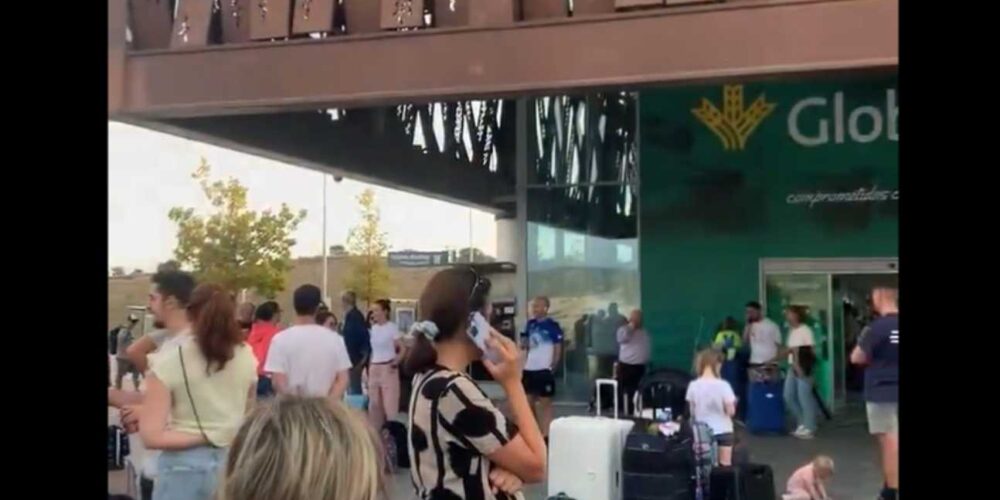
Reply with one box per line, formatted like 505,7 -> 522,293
322,173 -> 328,305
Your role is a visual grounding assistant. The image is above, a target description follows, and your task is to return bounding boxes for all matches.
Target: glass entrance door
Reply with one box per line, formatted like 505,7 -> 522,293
763,273 -> 834,410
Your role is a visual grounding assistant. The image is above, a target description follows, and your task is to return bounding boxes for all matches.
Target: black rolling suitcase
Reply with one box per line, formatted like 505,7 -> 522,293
624,471 -> 694,500
623,420 -> 695,500
709,464 -> 777,500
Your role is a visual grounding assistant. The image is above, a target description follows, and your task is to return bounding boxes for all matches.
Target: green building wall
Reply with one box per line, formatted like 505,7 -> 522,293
638,74 -> 899,370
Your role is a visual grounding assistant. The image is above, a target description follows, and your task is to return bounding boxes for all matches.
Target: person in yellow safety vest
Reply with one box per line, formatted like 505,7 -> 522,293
714,317 -> 743,361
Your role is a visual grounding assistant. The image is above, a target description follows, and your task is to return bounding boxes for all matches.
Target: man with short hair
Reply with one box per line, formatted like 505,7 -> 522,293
520,296 -> 564,440
247,301 -> 282,398
266,285 -> 352,401
851,287 -> 900,500
616,309 -> 651,416
116,267 -> 196,500
340,290 -> 370,395
743,301 -> 782,367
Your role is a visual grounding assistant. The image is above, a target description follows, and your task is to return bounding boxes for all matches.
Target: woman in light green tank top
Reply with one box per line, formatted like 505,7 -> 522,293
140,283 -> 258,500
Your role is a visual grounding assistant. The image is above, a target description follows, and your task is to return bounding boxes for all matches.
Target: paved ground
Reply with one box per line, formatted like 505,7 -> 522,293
109,370 -> 882,499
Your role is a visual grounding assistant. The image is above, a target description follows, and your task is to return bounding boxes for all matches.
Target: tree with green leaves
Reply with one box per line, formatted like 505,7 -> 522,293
344,188 -> 390,307
168,158 -> 307,298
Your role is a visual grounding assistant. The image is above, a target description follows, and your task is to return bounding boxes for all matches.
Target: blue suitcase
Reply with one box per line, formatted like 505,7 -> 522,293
746,380 -> 785,434
345,393 -> 369,411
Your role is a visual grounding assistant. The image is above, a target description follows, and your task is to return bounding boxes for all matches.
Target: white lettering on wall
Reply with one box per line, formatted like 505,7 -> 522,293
789,89 -> 898,146
788,97 -> 829,147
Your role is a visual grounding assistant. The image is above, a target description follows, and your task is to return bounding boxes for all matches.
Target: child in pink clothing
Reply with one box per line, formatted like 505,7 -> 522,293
784,455 -> 834,500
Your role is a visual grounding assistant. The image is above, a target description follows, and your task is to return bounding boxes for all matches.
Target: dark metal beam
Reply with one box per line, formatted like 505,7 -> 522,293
115,0 -> 898,118
122,113 -> 513,214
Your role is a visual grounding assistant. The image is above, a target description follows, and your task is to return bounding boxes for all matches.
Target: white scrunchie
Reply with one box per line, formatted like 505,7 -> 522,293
410,320 -> 440,340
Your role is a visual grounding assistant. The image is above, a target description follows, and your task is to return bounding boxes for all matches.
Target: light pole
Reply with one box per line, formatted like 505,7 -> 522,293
322,174 -> 328,305
322,174 -> 344,306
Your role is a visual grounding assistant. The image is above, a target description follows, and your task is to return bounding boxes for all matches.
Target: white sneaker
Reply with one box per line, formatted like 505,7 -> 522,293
794,429 -> 815,440
790,425 -> 806,436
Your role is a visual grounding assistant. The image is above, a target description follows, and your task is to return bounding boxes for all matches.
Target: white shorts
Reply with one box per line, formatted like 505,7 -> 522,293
866,402 -> 898,435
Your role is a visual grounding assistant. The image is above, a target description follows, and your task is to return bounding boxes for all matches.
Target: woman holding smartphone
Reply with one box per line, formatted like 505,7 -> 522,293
405,268 -> 546,499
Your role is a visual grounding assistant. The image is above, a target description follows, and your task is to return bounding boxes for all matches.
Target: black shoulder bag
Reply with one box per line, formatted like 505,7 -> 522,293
177,345 -> 220,448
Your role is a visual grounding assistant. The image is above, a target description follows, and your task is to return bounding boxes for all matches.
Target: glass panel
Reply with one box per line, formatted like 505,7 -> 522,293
526,188 -> 640,402
763,273 -> 834,409
528,92 -> 638,186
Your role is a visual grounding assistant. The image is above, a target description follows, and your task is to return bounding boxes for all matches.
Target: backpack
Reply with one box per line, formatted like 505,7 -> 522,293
118,328 -> 136,354
638,368 -> 693,420
383,420 -> 409,469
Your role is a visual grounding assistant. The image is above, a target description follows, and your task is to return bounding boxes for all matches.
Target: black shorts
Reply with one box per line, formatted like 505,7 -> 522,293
523,369 -> 556,398
714,433 -> 735,447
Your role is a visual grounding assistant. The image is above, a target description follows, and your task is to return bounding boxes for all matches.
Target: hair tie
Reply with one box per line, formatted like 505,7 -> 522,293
410,321 -> 440,340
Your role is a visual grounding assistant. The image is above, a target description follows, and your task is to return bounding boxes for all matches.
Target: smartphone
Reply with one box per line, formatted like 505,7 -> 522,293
468,311 -> 501,363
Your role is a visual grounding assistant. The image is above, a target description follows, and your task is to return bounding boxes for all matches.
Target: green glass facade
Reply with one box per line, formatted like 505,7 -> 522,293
638,74 -> 899,370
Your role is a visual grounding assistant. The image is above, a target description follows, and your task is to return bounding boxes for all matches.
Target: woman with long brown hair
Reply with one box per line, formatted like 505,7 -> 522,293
140,283 -> 258,500
405,268 -> 546,499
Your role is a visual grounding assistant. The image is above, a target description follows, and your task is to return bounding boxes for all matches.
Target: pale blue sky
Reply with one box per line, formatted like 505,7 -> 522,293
108,122 -> 497,272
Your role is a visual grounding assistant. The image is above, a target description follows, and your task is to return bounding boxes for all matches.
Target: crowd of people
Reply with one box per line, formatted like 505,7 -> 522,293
108,262 -> 898,500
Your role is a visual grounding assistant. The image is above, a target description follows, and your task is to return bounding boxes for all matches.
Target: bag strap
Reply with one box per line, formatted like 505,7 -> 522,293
178,345 -> 219,448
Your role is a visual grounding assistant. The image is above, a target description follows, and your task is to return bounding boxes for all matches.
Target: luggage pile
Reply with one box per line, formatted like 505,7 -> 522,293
549,375 -> 778,500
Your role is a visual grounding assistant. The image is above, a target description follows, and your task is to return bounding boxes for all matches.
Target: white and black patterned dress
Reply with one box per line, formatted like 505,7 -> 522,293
407,367 -> 524,500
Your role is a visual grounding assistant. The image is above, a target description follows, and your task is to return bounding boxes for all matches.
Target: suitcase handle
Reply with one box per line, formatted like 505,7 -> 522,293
595,378 -> 619,419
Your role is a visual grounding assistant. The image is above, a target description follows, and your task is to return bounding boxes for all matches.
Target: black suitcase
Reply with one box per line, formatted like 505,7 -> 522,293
108,425 -> 130,471
624,471 -> 694,500
709,464 -> 777,500
623,422 -> 694,474
742,464 -> 777,500
638,368 -> 692,419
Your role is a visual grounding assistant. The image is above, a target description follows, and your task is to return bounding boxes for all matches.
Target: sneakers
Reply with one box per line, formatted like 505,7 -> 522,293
792,426 -> 815,439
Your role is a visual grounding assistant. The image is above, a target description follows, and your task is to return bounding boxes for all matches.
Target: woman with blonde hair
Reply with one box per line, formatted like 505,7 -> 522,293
686,349 -> 738,465
219,396 -> 383,500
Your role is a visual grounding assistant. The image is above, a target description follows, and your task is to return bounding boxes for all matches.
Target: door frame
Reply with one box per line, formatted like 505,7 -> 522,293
758,257 -> 898,411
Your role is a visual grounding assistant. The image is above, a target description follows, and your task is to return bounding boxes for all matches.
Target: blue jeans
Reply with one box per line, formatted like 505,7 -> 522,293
784,372 -> 817,433
154,446 -> 227,500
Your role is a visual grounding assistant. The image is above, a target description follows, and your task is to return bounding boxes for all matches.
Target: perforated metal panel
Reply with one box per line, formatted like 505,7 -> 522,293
220,0 -> 252,43
381,0 -> 426,29
250,0 -> 293,40
170,0 -> 215,48
292,0 -> 337,34
128,0 -> 174,49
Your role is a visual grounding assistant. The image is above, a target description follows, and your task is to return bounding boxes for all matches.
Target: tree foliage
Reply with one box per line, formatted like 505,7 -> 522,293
344,188 -> 390,307
168,158 -> 306,298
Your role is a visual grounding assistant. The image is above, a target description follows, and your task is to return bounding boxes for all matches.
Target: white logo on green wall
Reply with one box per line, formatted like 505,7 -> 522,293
788,89 -> 898,147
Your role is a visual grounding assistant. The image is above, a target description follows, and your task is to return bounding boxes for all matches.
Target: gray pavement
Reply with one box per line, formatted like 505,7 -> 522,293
109,371 -> 882,500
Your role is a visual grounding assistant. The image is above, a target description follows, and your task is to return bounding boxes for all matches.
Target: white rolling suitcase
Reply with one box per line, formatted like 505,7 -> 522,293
548,379 -> 635,500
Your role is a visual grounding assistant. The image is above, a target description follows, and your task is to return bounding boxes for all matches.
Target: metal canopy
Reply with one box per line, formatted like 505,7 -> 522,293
109,0 -> 898,118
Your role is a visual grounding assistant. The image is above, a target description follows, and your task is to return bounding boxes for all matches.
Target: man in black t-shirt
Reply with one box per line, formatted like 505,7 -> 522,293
851,287 -> 899,500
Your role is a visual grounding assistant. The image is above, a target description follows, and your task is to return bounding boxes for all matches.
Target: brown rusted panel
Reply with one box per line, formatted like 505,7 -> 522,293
250,0 -> 293,39
665,0 -> 717,6
110,0 -> 129,114
220,0 -> 253,43
343,0 -> 382,33
171,0 -> 215,48
381,0 -> 426,29
470,0 -> 520,26
123,0 -> 899,117
573,0 -> 615,16
293,0 -> 337,34
615,0 -> 664,9
128,0 -> 175,50
433,0 -> 469,27
522,0 -> 568,20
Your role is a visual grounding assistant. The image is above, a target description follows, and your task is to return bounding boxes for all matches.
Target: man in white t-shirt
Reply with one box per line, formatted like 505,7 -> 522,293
743,301 -> 782,367
265,284 -> 353,401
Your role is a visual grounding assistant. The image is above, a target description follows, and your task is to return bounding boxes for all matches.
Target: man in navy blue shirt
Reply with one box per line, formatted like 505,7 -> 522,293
851,286 -> 899,500
341,291 -> 370,395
